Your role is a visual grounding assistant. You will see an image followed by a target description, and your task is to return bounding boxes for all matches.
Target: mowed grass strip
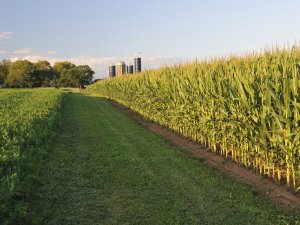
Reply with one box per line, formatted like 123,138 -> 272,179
31,93 -> 299,225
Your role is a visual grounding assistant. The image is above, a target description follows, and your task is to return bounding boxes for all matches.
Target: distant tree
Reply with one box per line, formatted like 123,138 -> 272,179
53,61 -> 76,87
50,78 -> 59,88
53,61 -> 75,74
34,60 -> 54,87
3,60 -> 94,88
0,59 -> 11,85
59,65 -> 94,88
6,60 -> 37,88
72,65 -> 94,89
59,68 -> 75,87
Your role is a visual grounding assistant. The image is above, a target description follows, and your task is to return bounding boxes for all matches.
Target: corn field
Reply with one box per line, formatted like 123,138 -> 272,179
87,47 -> 300,192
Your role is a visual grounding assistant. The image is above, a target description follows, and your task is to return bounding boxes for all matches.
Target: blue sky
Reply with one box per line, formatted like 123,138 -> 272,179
1,0 -> 300,78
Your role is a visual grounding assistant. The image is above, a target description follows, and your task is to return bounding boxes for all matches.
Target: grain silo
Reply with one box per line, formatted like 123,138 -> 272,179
134,57 -> 141,73
117,61 -> 126,76
108,64 -> 116,77
127,64 -> 134,74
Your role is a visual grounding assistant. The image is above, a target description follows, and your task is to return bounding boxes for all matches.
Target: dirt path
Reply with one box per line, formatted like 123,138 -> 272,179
110,100 -> 300,211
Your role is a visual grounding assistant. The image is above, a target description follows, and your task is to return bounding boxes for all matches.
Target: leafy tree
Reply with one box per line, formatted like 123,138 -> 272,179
61,65 -> 94,88
53,61 -> 76,87
53,62 -> 94,88
53,61 -> 75,74
72,65 -> 94,89
3,60 -> 94,88
34,60 -> 54,87
59,68 -> 74,87
6,60 -> 37,88
0,59 -> 11,85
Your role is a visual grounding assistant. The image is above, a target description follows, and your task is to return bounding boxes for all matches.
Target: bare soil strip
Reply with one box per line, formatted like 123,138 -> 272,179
110,100 -> 300,211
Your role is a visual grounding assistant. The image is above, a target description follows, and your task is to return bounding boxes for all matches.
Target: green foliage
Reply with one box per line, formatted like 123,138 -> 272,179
54,63 -> 94,88
1,59 -> 94,88
53,61 -> 76,74
34,60 -> 54,87
87,46 -> 300,192
0,59 -> 10,85
5,60 -> 37,88
31,94 -> 300,225
0,89 -> 64,224
74,65 -> 94,88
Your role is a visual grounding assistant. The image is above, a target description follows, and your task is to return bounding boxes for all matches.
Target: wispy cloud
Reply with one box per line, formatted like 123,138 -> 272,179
0,32 -> 13,40
48,50 -> 57,55
0,50 -> 8,55
13,48 -> 32,55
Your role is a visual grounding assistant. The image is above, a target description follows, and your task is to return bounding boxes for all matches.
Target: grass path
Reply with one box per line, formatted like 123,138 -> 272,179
31,93 -> 299,225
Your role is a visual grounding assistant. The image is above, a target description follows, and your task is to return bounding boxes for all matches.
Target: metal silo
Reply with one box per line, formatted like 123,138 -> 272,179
134,57 -> 141,73
109,65 -> 116,77
117,61 -> 126,76
127,64 -> 134,74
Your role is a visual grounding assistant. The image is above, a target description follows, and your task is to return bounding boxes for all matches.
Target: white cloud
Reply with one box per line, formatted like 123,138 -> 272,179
0,50 -> 8,55
0,32 -> 13,40
48,50 -> 57,55
13,48 -> 32,55
10,57 -> 21,61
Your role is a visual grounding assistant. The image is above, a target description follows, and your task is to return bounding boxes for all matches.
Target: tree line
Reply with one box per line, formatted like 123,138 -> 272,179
0,59 -> 94,88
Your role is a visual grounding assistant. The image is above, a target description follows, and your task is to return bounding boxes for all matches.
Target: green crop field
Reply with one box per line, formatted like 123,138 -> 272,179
29,93 -> 299,225
87,47 -> 300,193
0,89 -> 64,224
2,47 -> 300,224
3,1 -> 300,224
0,90 -> 299,224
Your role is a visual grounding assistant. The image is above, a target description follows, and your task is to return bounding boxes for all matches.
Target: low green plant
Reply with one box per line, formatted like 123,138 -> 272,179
0,89 -> 64,224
